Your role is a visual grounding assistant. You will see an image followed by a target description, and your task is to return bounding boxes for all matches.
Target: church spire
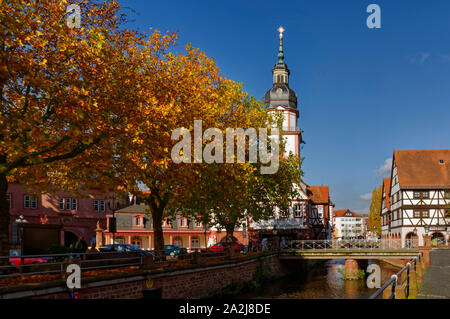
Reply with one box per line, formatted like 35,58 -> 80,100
277,26 -> 285,65
272,26 -> 290,85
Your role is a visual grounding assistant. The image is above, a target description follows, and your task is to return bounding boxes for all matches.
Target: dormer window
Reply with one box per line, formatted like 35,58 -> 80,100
134,215 -> 144,228
439,160 -> 444,164
179,217 -> 188,228
162,218 -> 172,228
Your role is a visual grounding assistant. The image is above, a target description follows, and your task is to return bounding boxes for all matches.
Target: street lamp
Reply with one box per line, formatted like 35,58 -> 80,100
107,196 -> 117,248
15,215 -> 27,247
413,227 -> 417,236
424,224 -> 429,236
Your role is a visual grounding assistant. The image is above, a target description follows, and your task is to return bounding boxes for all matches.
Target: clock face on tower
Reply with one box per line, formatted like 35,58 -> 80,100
276,88 -> 283,95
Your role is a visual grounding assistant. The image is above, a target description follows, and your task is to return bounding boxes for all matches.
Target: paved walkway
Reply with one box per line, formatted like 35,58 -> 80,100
417,249 -> 450,299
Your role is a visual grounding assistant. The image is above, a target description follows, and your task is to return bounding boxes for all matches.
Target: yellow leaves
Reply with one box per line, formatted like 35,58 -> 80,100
38,59 -> 47,66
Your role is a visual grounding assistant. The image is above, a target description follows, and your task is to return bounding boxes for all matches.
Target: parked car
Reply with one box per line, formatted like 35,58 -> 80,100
100,244 -> 153,255
203,240 -> 245,253
8,249 -> 52,268
163,245 -> 187,257
220,236 -> 245,252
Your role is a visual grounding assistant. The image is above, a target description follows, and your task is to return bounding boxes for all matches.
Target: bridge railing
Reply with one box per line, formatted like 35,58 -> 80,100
284,239 -> 414,250
368,253 -> 422,299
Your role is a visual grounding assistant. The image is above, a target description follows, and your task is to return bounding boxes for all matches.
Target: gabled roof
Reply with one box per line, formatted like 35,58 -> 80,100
307,186 -> 329,204
394,150 -> 450,189
116,204 -> 149,214
333,209 -> 361,218
382,178 -> 391,210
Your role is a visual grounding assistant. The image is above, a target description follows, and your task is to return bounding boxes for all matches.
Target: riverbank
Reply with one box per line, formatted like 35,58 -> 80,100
230,259 -> 400,299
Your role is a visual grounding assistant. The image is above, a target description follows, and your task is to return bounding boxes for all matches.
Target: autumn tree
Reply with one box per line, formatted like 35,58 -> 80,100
177,110 -> 303,244
185,156 -> 303,244
368,185 -> 382,236
0,0 -> 172,256
100,42 -> 245,252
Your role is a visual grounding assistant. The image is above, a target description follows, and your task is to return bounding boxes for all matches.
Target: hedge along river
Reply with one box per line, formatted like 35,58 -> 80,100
235,259 -> 401,299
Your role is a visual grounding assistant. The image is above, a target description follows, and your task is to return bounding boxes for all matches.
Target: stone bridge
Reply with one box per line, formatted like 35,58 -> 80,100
279,248 -> 420,260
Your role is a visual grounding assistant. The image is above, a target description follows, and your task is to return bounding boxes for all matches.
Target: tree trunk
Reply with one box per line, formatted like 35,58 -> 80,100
151,206 -> 165,253
225,222 -> 235,243
0,173 -> 10,259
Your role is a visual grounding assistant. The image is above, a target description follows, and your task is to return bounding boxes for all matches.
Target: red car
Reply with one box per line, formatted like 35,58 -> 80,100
204,241 -> 245,253
9,249 -> 52,268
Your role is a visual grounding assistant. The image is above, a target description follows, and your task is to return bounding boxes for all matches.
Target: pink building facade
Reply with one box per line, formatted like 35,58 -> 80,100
7,182 -> 111,248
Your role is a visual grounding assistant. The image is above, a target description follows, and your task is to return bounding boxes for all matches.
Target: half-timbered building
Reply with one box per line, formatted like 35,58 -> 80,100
380,177 -> 392,241
381,150 -> 450,247
307,186 -> 333,239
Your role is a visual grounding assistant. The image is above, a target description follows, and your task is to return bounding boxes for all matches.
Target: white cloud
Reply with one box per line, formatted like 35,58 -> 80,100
438,54 -> 450,62
354,208 -> 369,216
360,193 -> 372,201
409,52 -> 430,65
375,158 -> 392,177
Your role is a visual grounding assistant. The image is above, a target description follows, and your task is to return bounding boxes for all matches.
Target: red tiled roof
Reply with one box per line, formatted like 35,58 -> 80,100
333,209 -> 361,218
382,178 -> 391,209
394,150 -> 450,189
307,186 -> 329,204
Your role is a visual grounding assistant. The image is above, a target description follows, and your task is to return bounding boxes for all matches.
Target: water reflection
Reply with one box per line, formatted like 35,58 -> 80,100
238,259 -> 399,299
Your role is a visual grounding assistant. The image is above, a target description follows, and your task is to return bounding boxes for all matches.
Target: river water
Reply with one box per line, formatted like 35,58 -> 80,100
237,259 -> 400,299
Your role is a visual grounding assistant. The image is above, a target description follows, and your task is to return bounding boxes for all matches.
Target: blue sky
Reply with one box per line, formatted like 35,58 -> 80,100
119,0 -> 450,214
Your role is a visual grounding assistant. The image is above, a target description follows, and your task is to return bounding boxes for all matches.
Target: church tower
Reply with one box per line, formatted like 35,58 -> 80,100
264,27 -> 302,158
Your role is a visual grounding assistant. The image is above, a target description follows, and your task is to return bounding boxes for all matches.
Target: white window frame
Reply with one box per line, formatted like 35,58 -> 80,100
24,195 -> 37,209
94,200 -> 105,212
135,216 -> 142,226
72,198 -> 77,210
318,206 -> 323,218
179,218 -> 187,227
191,237 -> 200,248
293,204 -> 302,218
65,198 -> 71,210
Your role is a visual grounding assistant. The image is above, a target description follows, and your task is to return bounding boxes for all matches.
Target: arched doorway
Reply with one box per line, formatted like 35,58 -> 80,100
64,231 -> 78,248
431,232 -> 445,246
405,232 -> 418,248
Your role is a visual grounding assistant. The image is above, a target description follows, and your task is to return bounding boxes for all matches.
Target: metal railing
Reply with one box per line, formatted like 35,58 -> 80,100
0,251 -> 143,279
368,253 -> 422,299
285,239 -> 416,250
0,249 -> 236,280
281,126 -> 301,132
